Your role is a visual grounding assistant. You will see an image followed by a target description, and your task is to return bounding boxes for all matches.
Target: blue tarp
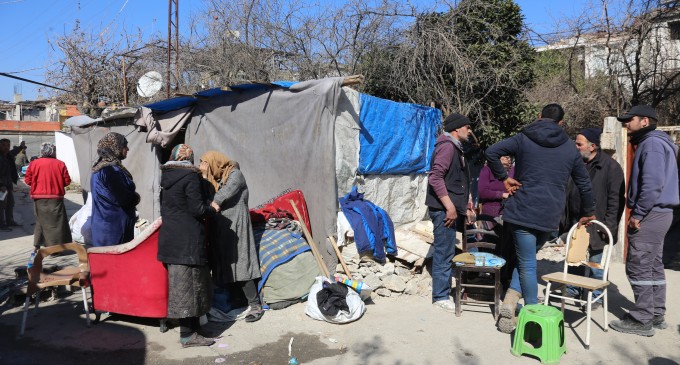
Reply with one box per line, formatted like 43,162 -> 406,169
358,94 -> 441,175
143,81 -> 296,113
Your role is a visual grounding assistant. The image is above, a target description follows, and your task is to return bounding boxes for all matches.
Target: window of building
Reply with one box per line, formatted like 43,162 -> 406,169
669,21 -> 680,40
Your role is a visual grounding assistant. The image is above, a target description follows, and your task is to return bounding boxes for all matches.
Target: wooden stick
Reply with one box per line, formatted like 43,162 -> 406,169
289,200 -> 330,278
328,235 -> 351,277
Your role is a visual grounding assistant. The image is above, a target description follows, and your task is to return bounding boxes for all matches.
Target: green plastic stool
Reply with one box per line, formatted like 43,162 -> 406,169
511,304 -> 566,364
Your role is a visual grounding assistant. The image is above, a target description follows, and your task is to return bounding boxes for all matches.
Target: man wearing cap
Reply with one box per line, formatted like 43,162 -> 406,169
562,128 -> 625,309
425,112 -> 475,312
610,105 -> 679,336
485,103 -> 596,333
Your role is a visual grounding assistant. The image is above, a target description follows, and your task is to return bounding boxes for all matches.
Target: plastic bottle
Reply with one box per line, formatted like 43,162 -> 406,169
26,251 -> 36,269
333,274 -> 372,300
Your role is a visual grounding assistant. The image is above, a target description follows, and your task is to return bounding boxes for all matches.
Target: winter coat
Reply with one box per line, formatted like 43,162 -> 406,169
24,157 -> 71,199
90,165 -> 137,247
425,133 -> 470,215
628,129 -> 680,220
209,169 -> 261,285
485,119 -> 595,232
478,165 -> 515,218
158,162 -> 216,266
562,151 -> 625,249
0,153 -> 17,189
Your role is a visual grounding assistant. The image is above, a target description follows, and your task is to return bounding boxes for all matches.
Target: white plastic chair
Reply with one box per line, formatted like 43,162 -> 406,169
541,220 -> 613,349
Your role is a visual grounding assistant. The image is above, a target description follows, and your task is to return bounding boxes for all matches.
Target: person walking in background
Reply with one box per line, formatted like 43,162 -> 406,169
485,104 -> 595,333
478,155 -> 515,222
0,138 -> 19,230
14,145 -> 28,176
158,144 -> 218,348
610,105 -> 679,336
562,128 -> 625,310
90,132 -> 139,247
200,151 -> 264,322
424,113 -> 476,313
24,143 -> 72,248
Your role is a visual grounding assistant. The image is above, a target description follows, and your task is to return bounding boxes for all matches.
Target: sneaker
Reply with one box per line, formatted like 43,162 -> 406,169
609,314 -> 655,337
432,299 -> 456,313
653,315 -> 668,330
180,333 -> 215,348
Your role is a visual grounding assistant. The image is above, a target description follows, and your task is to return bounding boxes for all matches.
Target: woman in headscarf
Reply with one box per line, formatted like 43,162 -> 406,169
158,144 -> 217,348
200,151 -> 263,322
90,132 -> 139,247
23,142 -> 72,248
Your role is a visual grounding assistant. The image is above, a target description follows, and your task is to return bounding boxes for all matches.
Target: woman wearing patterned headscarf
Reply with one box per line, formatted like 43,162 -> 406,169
158,144 -> 217,348
24,142 -> 72,247
199,151 -> 263,322
90,132 -> 139,247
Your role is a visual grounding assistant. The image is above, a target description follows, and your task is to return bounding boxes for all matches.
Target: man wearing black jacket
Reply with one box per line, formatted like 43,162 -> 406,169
0,138 -> 18,231
563,128 -> 625,309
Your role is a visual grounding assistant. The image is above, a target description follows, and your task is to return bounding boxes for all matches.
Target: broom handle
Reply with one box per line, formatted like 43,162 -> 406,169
328,235 -> 351,277
289,200 -> 330,278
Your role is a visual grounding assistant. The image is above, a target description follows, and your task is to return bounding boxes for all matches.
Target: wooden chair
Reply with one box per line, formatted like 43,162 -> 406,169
454,215 -> 504,320
542,221 -> 613,349
20,243 -> 92,336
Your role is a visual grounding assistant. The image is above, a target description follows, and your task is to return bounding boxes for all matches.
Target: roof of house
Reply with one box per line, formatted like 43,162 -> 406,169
0,120 -> 61,133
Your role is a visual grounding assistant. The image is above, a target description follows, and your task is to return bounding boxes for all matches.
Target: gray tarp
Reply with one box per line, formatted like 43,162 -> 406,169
185,77 -> 343,267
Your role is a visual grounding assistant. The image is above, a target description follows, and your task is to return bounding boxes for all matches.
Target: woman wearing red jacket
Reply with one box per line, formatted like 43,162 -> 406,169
24,142 -> 72,248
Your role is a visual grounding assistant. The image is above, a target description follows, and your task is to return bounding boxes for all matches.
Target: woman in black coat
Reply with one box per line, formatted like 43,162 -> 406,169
157,144 -> 217,348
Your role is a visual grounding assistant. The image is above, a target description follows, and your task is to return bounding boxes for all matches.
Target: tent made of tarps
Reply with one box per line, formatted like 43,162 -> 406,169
69,77 -> 441,268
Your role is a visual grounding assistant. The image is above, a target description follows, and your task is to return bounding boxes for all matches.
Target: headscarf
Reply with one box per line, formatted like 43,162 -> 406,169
200,151 -> 237,193
40,142 -> 56,158
169,144 -> 194,163
92,132 -> 131,178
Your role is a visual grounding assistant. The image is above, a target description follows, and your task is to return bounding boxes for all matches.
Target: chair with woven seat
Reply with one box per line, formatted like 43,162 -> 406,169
542,220 -> 613,349
20,242 -> 92,336
454,215 -> 505,320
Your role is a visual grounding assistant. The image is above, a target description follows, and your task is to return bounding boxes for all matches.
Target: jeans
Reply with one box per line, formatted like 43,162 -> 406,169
429,209 -> 459,302
566,250 -> 604,302
508,223 -> 552,305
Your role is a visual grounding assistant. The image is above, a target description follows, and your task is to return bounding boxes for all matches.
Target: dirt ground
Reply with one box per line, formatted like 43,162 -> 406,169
1,188 -> 680,365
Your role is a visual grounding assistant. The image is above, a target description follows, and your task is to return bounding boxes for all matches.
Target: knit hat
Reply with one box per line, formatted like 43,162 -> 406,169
617,105 -> 658,122
579,128 -> 602,146
443,113 -> 471,132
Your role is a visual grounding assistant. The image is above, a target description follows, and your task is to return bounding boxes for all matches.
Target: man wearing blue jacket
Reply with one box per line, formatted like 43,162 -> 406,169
610,105 -> 679,337
486,104 -> 595,333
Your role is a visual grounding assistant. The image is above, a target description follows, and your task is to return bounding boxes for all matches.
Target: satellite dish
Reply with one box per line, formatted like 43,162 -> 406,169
137,71 -> 163,97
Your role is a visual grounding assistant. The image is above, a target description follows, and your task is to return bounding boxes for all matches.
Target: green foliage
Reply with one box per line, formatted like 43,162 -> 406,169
361,0 -> 536,148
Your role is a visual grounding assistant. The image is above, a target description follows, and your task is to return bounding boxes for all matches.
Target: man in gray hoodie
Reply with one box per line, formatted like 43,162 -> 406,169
610,105 -> 680,337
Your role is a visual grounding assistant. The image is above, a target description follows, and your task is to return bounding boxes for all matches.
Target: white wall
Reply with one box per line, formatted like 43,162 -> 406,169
55,131 -> 80,184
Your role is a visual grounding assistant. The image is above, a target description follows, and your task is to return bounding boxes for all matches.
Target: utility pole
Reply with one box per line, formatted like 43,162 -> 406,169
167,0 -> 179,99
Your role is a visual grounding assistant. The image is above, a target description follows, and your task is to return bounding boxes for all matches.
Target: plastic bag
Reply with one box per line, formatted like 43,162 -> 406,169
69,192 -> 93,243
304,276 -> 365,324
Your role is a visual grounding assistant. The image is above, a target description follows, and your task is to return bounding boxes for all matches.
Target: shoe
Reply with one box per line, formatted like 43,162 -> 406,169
6,221 -> 20,227
245,307 -> 264,323
0,225 -> 11,232
500,289 -> 521,319
497,316 -> 517,334
653,315 -> 668,330
580,301 -> 602,312
432,299 -> 456,313
609,314 -> 655,337
180,333 -> 215,348
235,305 -> 251,321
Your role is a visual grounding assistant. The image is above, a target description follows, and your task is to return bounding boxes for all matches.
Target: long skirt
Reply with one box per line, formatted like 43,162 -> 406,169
167,264 -> 212,318
34,199 -> 72,248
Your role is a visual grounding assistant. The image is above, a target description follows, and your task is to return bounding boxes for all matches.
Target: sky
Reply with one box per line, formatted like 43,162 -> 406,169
0,0 -> 591,103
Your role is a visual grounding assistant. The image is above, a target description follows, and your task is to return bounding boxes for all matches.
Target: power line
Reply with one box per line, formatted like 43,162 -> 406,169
0,72 -> 74,93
